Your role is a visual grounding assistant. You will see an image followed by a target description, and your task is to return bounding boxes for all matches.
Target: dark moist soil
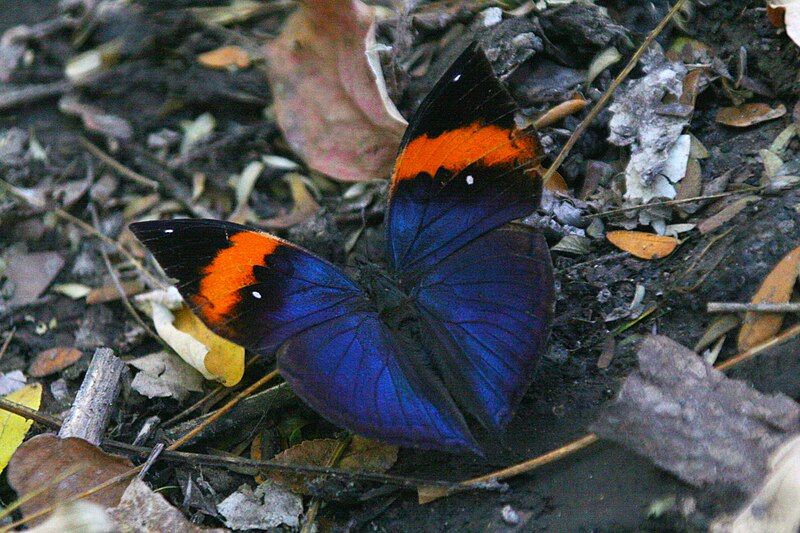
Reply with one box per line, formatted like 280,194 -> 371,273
1,1 -> 800,531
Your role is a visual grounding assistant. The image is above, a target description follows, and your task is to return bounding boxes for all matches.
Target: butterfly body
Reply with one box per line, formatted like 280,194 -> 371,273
131,44 -> 554,454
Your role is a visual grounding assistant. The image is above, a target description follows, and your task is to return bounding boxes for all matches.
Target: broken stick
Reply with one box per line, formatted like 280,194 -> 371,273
58,347 -> 125,445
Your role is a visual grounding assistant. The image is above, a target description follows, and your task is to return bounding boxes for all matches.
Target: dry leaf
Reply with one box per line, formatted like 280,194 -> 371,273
85,280 -> 144,305
138,288 -> 245,387
694,314 -> 740,352
737,245 -> 800,350
129,351 -> 205,401
0,384 -> 42,475
218,481 -> 303,530
263,173 -> 321,229
28,347 -> 83,378
26,501 -> 115,533
697,196 -> 759,234
266,436 -> 398,495
108,478 -> 226,533
711,433 -> 800,533
198,45 -> 251,69
263,0 -> 406,182
716,103 -> 787,127
4,251 -> 64,306
173,307 -> 245,386
8,434 -> 133,524
606,230 -> 679,260
767,1 -> 800,47
534,98 -> 588,129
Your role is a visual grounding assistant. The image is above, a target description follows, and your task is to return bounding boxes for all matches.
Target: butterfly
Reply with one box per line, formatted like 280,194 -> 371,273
130,43 -> 554,454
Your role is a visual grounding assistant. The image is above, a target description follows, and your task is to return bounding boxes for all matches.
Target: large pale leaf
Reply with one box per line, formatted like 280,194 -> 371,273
263,0 -> 406,182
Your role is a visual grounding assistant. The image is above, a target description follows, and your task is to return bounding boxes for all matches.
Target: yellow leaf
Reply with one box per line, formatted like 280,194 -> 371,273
0,384 -> 42,474
173,307 -> 245,386
606,231 -> 679,260
737,245 -> 800,351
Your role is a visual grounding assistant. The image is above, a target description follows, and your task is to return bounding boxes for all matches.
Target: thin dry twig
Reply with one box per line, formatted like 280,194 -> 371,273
0,328 -> 15,360
707,302 -> 800,313
88,204 -> 161,343
79,136 -> 159,190
586,188 -> 762,219
540,0 -> 690,188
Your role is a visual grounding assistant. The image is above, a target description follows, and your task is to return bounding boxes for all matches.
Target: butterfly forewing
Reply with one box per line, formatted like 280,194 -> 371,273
130,218 -> 477,452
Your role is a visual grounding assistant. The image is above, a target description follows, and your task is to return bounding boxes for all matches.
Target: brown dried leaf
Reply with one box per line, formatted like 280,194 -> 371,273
28,347 -> 83,378
8,434 -> 133,524
697,195 -> 759,234
266,436 -> 398,495
263,0 -> 406,182
606,231 -> 679,260
85,280 -> 145,305
716,103 -> 787,127
738,244 -> 800,351
198,45 -> 251,69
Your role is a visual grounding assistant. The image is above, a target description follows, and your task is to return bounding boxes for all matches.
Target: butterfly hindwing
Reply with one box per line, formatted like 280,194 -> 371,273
413,224 -> 554,431
386,43 -> 543,275
278,311 -> 477,452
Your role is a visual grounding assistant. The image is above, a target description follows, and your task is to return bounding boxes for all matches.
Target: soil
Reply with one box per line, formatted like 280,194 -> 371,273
1,1 -> 799,531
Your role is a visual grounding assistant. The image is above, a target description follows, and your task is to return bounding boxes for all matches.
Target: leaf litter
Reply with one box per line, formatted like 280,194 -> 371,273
0,0 -> 799,530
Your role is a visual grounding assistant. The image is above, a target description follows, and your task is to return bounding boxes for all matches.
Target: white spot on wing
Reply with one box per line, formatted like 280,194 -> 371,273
164,229 -> 174,233
251,291 -> 262,299
453,73 -> 461,82
466,175 -> 474,185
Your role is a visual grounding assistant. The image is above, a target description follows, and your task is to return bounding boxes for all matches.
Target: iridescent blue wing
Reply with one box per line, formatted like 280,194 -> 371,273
279,311 -> 476,452
413,225 -> 554,431
130,219 -> 476,452
386,43 -> 543,277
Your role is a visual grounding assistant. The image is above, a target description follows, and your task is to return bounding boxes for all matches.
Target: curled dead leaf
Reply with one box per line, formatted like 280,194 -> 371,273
716,103 -> 787,127
737,244 -> 800,351
28,347 -> 83,378
606,230 -> 679,260
263,0 -> 406,181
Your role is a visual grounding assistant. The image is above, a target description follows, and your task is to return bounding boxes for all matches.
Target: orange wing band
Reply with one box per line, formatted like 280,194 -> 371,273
196,232 -> 280,324
392,123 -> 540,185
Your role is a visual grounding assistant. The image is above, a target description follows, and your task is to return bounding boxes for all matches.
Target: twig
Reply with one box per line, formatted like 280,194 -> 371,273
79,136 -> 159,190
707,302 -> 800,313
0,80 -> 71,111
168,369 -> 280,449
418,319 -> 800,504
0,398 -> 62,429
137,443 -> 164,480
88,203 -> 161,343
162,355 -> 260,427
540,0 -> 690,188
0,328 -> 15,359
586,188 -> 762,219
59,347 -> 125,446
